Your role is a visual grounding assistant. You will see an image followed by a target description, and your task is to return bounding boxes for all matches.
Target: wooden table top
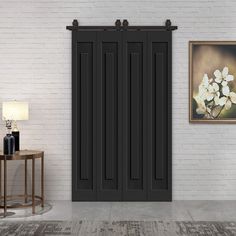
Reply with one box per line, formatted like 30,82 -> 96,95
0,150 -> 44,160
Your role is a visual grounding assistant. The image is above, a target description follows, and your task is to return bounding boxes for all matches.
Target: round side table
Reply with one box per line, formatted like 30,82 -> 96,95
0,150 -> 44,217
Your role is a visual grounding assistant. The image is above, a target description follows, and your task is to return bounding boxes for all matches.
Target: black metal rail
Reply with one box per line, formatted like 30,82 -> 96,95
66,19 -> 178,31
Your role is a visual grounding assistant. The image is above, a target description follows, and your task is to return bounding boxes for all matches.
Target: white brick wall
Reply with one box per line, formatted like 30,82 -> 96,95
1,0 -> 236,200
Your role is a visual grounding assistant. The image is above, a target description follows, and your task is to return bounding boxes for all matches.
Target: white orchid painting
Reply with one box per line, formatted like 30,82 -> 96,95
190,42 -> 236,122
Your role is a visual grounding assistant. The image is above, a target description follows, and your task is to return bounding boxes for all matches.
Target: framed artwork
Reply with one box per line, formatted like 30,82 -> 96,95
189,41 -> 236,123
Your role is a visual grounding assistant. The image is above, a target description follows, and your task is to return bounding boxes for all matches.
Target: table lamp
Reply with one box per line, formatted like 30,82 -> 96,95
2,101 -> 29,151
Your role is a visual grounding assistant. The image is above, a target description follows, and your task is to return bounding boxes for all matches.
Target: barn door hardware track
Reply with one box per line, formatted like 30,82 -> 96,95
66,19 -> 178,31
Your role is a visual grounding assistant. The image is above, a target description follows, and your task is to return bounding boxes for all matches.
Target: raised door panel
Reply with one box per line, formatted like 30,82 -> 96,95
96,32 -> 122,200
147,32 -> 172,201
72,32 -> 97,201
122,32 -> 147,200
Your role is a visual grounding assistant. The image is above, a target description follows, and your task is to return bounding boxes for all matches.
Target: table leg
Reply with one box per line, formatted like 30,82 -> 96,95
32,157 -> 35,214
25,160 -> 27,203
41,153 -> 44,207
4,157 -> 7,217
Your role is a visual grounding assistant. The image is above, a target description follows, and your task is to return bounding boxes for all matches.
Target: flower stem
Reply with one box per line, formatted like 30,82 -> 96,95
214,105 -> 224,118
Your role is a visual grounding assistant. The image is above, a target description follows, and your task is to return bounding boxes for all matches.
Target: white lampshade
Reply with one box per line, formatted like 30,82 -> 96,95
2,101 -> 29,121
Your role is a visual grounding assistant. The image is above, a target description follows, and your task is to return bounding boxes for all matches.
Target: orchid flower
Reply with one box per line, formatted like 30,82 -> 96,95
195,67 -> 236,118
214,66 -> 234,86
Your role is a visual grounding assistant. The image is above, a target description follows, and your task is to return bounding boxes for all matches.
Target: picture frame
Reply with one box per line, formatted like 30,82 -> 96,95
189,41 -> 236,123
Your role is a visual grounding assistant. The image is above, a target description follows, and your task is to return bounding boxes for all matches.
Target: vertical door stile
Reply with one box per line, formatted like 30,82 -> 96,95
122,30 -> 127,201
72,28 -> 78,201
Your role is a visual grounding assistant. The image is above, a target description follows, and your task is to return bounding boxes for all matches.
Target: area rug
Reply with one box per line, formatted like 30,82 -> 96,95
0,221 -> 236,236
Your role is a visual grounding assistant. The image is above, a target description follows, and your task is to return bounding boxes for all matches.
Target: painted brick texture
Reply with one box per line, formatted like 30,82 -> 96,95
1,0 -> 236,200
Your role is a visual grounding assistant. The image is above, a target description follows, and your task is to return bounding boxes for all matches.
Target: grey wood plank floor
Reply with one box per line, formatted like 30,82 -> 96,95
1,201 -> 236,221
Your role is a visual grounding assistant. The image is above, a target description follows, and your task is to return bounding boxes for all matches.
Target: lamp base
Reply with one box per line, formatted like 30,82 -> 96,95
12,131 -> 20,151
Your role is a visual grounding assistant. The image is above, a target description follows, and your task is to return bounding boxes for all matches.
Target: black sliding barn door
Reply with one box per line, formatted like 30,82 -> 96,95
69,21 -> 175,201
72,32 -> 97,200
147,32 -> 172,201
122,32 -> 147,200
96,32 -> 122,200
